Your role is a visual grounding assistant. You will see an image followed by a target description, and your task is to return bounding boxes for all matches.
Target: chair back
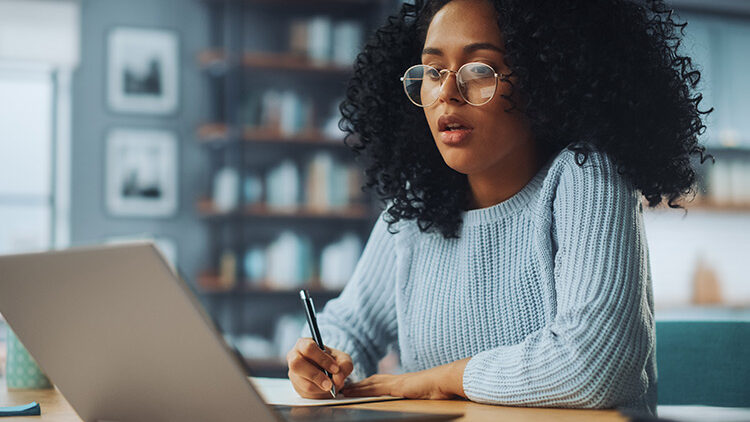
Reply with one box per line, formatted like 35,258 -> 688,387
656,320 -> 750,407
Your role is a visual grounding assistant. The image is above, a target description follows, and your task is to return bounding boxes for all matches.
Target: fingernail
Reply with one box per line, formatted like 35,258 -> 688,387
323,380 -> 332,390
330,365 -> 339,373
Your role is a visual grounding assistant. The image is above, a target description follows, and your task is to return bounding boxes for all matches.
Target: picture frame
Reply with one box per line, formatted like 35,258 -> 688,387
107,27 -> 179,115
105,128 -> 178,218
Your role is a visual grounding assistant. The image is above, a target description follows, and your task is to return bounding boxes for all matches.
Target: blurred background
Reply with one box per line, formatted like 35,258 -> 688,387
0,0 -> 747,378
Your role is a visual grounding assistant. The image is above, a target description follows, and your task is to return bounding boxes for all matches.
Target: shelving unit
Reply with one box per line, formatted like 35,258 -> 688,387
196,0 -> 396,377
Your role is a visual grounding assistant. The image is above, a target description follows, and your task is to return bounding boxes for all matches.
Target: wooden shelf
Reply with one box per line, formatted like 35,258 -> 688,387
243,52 -> 353,73
197,123 -> 350,147
197,273 -> 343,296
643,197 -> 750,213
706,145 -> 750,154
197,49 -> 353,74
203,0 -> 382,7
197,122 -> 232,141
242,127 -> 347,145
197,199 -> 371,220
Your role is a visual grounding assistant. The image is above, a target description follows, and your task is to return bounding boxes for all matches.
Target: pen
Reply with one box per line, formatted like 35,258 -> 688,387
299,289 -> 337,398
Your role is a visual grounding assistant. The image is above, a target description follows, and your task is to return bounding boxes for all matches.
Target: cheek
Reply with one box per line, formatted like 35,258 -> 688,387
424,108 -> 438,133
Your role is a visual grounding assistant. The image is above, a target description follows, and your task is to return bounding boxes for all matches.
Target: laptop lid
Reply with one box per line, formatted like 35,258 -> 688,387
0,242 -> 281,422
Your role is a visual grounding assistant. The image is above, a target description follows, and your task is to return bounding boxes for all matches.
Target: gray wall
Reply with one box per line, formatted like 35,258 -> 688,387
71,0 -> 211,285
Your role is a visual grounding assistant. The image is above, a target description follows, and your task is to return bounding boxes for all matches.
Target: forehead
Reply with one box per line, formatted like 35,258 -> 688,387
423,0 -> 503,54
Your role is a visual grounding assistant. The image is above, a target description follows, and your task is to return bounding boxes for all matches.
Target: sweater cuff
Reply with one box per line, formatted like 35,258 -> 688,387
463,351 -> 490,403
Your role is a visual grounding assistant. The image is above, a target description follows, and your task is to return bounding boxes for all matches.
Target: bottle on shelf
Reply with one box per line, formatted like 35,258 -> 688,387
265,231 -> 313,290
212,166 -> 240,213
320,233 -> 363,290
265,159 -> 301,211
218,249 -> 238,290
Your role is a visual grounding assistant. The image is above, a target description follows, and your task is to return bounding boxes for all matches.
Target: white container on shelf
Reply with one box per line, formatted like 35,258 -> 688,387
738,161 -> 750,205
306,152 -> 334,210
273,313 -> 305,358
330,161 -> 349,208
727,159 -> 745,205
260,89 -> 282,130
707,160 -> 732,205
213,166 -> 240,212
307,16 -> 332,63
266,231 -> 312,288
320,233 -> 363,289
243,245 -> 266,285
279,90 -> 304,136
332,21 -> 363,66
243,172 -> 263,205
266,160 -> 299,210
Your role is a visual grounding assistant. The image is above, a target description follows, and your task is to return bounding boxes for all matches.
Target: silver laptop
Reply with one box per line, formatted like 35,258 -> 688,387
0,243 -> 460,422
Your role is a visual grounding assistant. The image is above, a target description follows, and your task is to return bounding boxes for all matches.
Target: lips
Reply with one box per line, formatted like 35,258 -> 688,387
438,114 -> 474,132
437,114 -> 473,146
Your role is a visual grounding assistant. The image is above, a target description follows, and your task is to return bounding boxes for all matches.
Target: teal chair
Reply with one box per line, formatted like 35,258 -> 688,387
655,320 -> 750,407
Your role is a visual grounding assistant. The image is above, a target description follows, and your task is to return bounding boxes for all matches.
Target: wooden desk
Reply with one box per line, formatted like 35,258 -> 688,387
0,384 -> 627,421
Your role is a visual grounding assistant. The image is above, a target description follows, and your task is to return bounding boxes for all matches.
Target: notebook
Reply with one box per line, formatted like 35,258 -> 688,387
250,377 -> 403,407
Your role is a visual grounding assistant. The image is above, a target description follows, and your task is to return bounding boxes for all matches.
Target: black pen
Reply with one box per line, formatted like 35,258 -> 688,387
299,289 -> 337,398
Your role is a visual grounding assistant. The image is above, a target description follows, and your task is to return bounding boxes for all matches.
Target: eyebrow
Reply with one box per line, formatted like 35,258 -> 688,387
421,42 -> 504,56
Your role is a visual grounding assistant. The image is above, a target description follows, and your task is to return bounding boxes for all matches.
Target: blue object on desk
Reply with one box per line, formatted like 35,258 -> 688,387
0,401 -> 41,417
656,320 -> 750,407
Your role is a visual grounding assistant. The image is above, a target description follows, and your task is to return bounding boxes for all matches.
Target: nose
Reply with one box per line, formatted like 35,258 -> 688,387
437,71 -> 465,105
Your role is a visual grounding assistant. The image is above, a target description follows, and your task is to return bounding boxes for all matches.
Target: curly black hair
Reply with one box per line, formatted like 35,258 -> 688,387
340,0 -> 713,239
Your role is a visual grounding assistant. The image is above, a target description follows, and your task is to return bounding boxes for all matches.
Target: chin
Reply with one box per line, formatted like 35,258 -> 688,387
439,150 -> 482,175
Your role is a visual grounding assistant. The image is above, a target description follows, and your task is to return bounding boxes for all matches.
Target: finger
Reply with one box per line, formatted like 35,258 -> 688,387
332,371 -> 348,391
328,348 -> 352,365
288,351 -> 335,391
296,338 -> 339,374
330,350 -> 354,376
328,352 -> 353,389
289,372 -> 336,399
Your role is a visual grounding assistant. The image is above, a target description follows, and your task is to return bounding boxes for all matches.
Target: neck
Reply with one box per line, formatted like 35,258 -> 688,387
467,139 -> 542,210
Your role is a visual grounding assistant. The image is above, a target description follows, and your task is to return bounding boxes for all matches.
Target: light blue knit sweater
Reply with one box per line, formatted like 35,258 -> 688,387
313,148 -> 657,416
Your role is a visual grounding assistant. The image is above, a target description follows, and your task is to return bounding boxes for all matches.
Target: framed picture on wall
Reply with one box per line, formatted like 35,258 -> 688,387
105,128 -> 178,217
107,27 -> 179,115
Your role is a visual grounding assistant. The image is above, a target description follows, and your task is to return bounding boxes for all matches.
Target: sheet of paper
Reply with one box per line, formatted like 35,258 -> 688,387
248,377 -> 403,407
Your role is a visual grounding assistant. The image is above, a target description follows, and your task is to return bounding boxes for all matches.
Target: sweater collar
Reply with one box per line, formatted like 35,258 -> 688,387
461,155 -> 553,225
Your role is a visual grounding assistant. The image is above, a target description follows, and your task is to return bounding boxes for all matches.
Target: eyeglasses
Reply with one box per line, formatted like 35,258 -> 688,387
400,62 -> 509,107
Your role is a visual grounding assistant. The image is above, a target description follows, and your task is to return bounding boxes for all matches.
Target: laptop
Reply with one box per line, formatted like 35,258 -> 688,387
0,243 -> 461,422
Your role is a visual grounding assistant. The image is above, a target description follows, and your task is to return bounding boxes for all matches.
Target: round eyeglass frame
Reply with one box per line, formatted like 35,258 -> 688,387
399,62 -> 508,108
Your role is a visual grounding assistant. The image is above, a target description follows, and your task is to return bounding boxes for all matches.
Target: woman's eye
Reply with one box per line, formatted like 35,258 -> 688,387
426,68 -> 441,80
467,64 -> 493,75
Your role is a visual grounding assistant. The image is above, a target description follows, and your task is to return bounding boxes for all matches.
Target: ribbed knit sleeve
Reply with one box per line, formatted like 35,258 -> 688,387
309,212 -> 399,383
462,151 -> 654,409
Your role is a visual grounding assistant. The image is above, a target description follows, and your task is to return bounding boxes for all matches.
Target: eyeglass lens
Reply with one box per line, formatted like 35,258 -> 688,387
402,63 -> 497,106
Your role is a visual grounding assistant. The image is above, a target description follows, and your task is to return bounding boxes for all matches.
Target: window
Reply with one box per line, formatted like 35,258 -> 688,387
0,65 -> 55,254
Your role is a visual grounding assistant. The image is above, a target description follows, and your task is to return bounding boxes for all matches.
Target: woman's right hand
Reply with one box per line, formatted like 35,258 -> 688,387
287,338 -> 353,399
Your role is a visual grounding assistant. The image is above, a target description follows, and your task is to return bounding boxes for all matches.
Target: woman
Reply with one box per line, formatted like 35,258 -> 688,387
286,0 -> 711,417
